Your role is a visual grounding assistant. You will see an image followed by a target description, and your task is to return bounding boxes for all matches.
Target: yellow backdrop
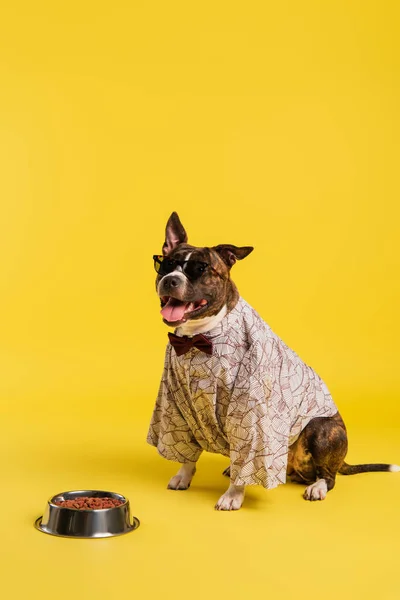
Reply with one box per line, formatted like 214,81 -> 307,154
1,2 -> 399,600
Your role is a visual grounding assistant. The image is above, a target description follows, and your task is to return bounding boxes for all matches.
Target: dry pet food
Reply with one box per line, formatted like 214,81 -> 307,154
54,496 -> 124,509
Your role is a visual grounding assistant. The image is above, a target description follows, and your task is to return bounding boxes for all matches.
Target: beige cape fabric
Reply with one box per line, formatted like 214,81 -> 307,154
147,297 -> 338,489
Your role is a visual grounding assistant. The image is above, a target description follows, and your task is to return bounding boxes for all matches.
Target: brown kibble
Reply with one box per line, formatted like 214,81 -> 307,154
54,495 -> 123,510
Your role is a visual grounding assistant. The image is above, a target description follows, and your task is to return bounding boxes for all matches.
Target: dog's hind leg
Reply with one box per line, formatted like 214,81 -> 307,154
167,461 -> 197,490
300,414 -> 348,501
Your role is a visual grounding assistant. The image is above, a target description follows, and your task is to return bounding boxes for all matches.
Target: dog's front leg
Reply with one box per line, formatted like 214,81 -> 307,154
215,484 -> 245,511
167,461 -> 197,490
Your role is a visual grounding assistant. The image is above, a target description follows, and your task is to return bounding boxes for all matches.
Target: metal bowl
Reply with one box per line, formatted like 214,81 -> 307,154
35,490 -> 140,538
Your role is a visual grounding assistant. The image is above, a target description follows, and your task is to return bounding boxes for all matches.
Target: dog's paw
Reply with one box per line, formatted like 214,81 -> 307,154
303,479 -> 328,501
167,464 -> 196,491
167,474 -> 192,490
222,466 -> 231,478
215,485 -> 244,511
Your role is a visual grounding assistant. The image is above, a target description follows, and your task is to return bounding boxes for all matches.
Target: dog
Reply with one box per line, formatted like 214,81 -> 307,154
147,212 -> 399,510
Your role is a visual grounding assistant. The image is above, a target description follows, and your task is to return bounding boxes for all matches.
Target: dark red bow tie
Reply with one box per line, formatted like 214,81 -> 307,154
168,332 -> 213,357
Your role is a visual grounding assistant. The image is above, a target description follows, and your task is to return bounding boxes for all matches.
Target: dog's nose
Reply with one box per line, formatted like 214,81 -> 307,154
168,277 -> 180,288
159,274 -> 184,297
161,275 -> 181,290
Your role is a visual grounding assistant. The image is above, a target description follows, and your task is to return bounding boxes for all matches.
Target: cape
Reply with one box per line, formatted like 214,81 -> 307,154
147,297 -> 338,489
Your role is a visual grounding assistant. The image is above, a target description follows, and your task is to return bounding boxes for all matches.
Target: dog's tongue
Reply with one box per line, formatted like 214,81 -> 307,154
161,298 -> 192,322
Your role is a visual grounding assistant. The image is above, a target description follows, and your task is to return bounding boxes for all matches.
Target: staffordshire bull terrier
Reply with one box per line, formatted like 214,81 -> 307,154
147,212 -> 399,510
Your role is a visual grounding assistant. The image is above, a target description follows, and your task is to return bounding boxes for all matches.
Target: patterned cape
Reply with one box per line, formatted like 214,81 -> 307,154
147,297 -> 338,489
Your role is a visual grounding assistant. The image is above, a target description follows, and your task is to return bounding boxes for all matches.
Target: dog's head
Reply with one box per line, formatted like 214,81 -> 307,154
154,212 -> 253,327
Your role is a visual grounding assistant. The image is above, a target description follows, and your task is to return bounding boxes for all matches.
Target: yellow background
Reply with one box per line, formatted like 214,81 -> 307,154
1,1 -> 399,599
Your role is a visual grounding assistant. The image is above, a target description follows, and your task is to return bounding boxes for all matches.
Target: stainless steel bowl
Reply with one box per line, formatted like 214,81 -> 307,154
35,490 -> 140,538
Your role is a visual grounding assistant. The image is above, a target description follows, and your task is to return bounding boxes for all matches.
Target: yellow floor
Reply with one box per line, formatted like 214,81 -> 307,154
2,407 -> 399,600
1,3 -> 399,598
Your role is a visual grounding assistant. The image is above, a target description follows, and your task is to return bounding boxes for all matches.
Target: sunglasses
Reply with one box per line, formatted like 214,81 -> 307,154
153,255 -> 225,280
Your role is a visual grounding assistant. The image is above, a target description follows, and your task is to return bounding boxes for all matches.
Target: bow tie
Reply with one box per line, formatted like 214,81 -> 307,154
168,332 -> 213,357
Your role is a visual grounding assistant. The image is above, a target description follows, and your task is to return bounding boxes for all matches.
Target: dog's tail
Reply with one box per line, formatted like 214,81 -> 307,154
339,461 -> 400,475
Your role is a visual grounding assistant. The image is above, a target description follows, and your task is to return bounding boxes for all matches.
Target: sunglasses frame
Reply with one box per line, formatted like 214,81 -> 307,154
153,255 -> 226,280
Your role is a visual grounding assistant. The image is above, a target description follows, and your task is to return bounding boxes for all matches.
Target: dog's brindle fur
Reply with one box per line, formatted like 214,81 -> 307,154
156,212 -> 397,509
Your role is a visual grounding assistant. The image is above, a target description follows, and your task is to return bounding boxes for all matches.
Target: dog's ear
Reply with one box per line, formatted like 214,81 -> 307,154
162,212 -> 188,255
213,244 -> 254,268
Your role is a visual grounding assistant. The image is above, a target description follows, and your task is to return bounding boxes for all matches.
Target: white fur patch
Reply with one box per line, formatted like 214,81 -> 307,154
177,304 -> 227,336
389,464 -> 400,472
303,479 -> 328,501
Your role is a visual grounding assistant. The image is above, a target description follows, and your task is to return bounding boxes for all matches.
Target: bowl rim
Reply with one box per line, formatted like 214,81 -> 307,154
48,490 -> 128,512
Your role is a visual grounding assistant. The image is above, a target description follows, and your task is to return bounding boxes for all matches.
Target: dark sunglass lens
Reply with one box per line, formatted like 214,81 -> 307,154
159,258 -> 176,275
184,261 -> 207,279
